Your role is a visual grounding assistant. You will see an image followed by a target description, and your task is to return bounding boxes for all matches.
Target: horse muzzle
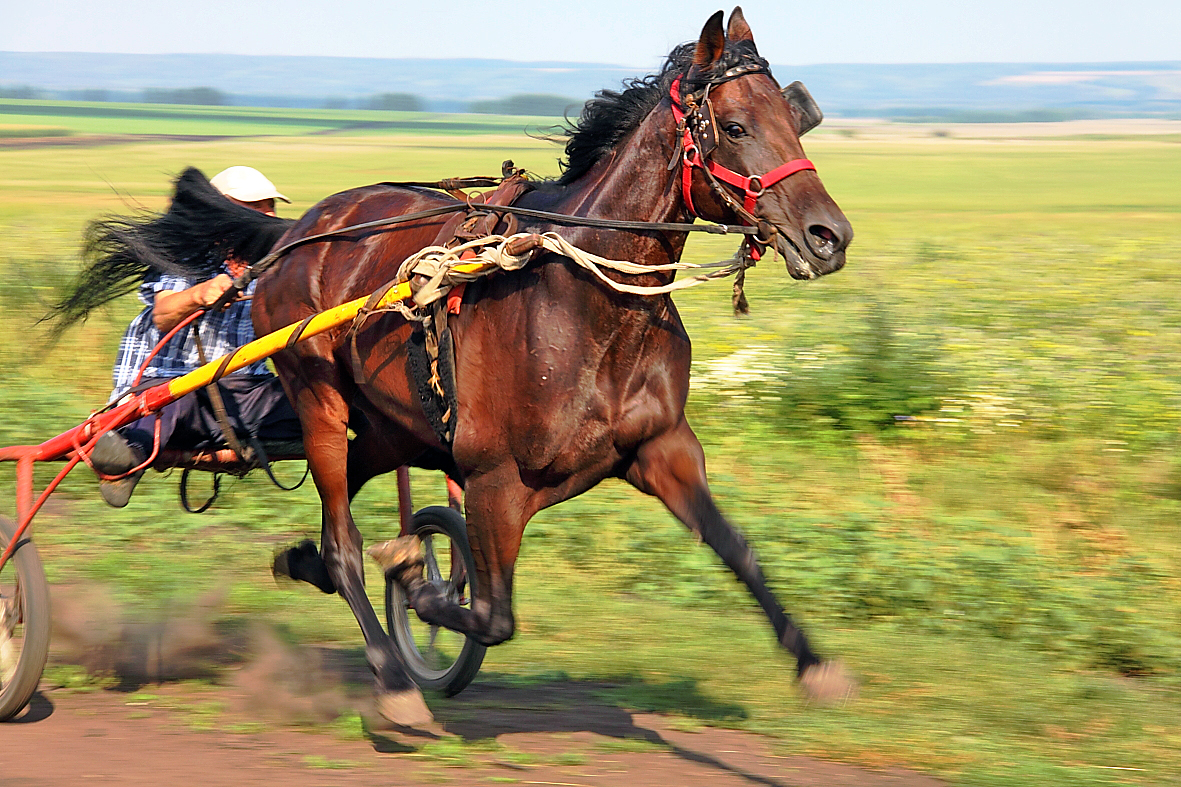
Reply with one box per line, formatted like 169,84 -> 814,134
765,217 -> 851,280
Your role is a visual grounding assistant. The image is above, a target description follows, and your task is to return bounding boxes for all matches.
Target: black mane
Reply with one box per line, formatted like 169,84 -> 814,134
557,39 -> 770,185
44,167 -> 293,333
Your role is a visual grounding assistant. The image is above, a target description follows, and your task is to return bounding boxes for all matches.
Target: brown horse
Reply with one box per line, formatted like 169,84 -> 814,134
256,8 -> 853,724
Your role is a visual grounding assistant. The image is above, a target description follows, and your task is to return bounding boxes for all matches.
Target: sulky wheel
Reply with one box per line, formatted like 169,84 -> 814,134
385,506 -> 486,697
0,516 -> 50,722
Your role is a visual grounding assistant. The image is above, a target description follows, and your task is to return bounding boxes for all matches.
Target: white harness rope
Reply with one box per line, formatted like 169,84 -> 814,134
390,231 -> 759,321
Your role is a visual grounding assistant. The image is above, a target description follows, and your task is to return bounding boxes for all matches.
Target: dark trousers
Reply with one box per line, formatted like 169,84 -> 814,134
123,375 -> 302,454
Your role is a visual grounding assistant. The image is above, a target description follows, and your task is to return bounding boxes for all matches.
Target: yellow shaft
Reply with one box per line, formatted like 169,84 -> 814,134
164,261 -> 490,400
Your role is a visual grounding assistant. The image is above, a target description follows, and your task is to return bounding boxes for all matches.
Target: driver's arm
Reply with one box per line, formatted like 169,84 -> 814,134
152,274 -> 234,333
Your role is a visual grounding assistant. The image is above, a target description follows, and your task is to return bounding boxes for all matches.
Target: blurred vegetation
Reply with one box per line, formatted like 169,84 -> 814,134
0,85 -> 44,100
141,87 -> 227,106
366,92 -> 425,112
468,93 -> 582,116
0,99 -> 568,137
0,126 -> 1179,784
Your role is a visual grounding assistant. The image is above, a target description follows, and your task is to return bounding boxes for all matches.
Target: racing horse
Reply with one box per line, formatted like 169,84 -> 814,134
257,8 -> 853,724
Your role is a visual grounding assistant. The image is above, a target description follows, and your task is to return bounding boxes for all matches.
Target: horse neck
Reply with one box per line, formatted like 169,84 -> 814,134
535,104 -> 689,268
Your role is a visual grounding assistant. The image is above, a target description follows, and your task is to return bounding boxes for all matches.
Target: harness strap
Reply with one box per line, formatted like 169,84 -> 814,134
668,76 -> 816,260
191,322 -> 252,464
285,315 -> 316,349
348,279 -> 401,385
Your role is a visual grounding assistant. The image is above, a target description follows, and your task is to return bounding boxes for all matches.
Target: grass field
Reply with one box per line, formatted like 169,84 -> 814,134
0,99 -> 563,138
1,117 -> 1180,786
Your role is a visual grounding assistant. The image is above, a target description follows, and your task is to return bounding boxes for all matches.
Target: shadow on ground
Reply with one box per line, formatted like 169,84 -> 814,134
431,673 -> 746,739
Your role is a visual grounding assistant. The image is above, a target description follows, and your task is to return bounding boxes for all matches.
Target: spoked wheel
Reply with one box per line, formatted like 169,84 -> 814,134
385,506 -> 486,697
0,517 -> 50,722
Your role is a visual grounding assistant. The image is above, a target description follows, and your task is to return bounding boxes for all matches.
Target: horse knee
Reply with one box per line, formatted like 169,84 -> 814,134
273,540 -> 337,594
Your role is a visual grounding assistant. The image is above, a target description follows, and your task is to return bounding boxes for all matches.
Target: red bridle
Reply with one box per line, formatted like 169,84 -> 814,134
669,76 -> 815,259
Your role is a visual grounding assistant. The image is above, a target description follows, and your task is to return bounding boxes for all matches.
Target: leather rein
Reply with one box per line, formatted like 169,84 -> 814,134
215,196 -> 759,313
214,64 -> 806,311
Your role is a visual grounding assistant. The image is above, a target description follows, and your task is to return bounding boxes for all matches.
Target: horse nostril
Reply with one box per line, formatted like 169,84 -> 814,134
808,224 -> 839,256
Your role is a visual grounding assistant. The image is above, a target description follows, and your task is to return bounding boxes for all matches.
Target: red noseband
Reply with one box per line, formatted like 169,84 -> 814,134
669,76 -> 815,259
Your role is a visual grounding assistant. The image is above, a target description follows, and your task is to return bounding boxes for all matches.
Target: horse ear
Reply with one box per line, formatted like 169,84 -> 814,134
727,7 -> 755,44
694,10 -> 726,67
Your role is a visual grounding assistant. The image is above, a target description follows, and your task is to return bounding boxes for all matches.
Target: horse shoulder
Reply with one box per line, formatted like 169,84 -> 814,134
451,261 -> 690,477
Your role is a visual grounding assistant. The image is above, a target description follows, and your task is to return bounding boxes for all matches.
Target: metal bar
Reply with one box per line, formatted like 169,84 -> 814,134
446,476 -> 464,514
15,456 -> 33,524
0,455 -> 82,572
396,466 -> 413,536
14,258 -> 495,466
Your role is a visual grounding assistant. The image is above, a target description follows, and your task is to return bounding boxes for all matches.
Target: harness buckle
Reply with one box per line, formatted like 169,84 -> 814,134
746,176 -> 765,198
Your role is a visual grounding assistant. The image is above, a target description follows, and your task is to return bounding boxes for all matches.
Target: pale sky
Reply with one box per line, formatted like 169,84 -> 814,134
1,1 -> 1178,66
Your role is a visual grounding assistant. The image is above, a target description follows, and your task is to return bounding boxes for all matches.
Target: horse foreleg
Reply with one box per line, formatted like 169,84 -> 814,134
625,418 -> 854,701
289,379 -> 431,725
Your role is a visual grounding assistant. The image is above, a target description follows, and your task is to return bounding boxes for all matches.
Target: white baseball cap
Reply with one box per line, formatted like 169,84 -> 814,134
210,166 -> 290,203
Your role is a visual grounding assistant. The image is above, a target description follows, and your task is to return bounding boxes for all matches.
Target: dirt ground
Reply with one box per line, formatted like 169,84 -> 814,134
1,675 -> 944,787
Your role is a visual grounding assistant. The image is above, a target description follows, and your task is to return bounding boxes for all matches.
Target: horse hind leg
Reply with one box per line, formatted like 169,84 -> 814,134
281,373 -> 432,726
272,404 -> 406,593
625,418 -> 855,703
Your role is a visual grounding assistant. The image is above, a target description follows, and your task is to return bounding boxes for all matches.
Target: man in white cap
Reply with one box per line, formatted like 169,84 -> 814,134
210,165 -> 289,216
88,166 -> 302,507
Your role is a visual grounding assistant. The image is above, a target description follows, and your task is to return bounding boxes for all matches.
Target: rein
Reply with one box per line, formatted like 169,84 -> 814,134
210,62 -> 809,313
209,193 -> 759,314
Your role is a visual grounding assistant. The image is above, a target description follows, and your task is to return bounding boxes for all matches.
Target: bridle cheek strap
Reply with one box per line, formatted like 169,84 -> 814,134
669,77 -> 816,258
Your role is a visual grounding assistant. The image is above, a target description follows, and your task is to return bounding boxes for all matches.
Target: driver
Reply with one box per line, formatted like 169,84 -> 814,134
88,166 -> 303,507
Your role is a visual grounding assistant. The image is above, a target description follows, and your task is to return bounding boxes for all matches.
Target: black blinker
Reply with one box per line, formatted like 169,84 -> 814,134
694,99 -> 719,157
781,81 -> 823,136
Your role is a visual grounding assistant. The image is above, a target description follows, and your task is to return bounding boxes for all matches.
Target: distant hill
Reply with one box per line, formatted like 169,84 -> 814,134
1,52 -> 1178,119
791,62 -> 1181,119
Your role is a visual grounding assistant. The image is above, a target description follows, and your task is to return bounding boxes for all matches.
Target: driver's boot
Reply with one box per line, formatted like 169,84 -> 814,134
91,431 -> 147,508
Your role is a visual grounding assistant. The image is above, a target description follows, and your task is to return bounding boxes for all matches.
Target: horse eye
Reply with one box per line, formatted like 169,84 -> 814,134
724,123 -> 746,139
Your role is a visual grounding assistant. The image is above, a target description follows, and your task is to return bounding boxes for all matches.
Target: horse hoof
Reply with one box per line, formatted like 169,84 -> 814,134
376,688 -> 434,727
367,535 -> 423,574
799,661 -> 857,706
272,540 -> 336,594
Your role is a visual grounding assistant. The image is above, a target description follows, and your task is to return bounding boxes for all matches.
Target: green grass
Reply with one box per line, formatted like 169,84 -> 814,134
0,125 -> 72,139
0,99 -> 565,138
1,126 -> 1180,785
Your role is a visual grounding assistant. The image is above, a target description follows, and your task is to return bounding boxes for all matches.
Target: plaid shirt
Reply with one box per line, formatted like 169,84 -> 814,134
110,268 -> 271,400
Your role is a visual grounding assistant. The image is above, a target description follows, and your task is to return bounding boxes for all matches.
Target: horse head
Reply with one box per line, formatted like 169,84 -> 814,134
674,8 -> 852,279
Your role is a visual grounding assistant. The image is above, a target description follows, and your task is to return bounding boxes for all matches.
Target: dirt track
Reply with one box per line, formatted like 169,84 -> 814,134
1,589 -> 945,785
1,676 -> 943,787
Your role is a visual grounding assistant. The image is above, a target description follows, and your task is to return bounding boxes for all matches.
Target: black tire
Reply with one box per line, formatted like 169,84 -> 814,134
0,516 -> 50,722
385,506 -> 486,697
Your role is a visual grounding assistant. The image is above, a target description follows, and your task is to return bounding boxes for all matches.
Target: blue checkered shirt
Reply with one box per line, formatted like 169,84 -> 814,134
110,269 -> 271,401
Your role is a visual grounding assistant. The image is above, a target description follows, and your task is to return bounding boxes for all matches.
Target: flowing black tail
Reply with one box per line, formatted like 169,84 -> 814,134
43,167 -> 294,335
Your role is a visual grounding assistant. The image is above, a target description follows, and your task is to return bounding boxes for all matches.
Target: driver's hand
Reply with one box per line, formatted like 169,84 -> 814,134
194,274 -> 235,307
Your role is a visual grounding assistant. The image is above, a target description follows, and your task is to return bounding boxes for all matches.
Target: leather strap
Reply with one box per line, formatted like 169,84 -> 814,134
191,321 -> 252,463
668,76 -> 816,261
